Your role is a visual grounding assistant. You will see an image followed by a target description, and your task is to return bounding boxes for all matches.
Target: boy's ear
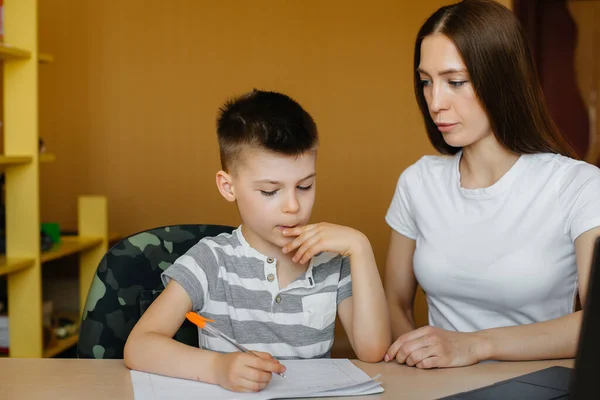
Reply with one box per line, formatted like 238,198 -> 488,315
216,170 -> 236,202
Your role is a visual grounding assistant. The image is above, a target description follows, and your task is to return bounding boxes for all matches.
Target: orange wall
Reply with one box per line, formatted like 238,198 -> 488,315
38,0 -> 449,264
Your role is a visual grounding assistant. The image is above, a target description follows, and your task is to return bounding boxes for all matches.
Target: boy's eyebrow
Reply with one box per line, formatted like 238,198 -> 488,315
254,173 -> 316,185
417,67 -> 467,76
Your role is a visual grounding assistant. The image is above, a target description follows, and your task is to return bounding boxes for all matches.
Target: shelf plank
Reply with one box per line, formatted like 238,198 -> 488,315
0,154 -> 55,169
43,334 -> 78,358
0,43 -> 31,60
0,257 -> 35,276
0,155 -> 33,168
39,153 -> 56,163
40,236 -> 103,263
43,312 -> 79,358
38,53 -> 54,64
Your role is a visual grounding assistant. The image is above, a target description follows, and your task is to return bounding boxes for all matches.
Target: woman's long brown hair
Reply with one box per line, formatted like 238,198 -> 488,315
414,0 -> 577,158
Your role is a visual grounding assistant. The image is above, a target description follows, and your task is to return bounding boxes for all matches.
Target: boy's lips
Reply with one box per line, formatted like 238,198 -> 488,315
277,224 -> 298,231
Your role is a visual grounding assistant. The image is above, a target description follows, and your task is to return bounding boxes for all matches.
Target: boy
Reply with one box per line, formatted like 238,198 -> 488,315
124,90 -> 390,393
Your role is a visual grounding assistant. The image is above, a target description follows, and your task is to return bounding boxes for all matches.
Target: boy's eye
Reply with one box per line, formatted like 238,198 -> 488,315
297,184 -> 313,191
260,190 -> 278,197
449,80 -> 467,87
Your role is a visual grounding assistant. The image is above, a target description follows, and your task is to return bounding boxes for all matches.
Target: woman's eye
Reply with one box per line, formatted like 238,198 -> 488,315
260,190 -> 278,197
449,80 -> 467,87
297,185 -> 313,191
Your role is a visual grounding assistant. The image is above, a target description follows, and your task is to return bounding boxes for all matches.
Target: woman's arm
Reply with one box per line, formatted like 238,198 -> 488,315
385,227 -> 600,368
476,226 -> 598,361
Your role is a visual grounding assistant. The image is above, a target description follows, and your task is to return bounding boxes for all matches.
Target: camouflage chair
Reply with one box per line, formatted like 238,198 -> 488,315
77,224 -> 235,359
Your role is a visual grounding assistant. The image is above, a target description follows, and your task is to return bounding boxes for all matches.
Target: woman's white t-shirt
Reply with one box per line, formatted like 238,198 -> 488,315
385,152 -> 600,332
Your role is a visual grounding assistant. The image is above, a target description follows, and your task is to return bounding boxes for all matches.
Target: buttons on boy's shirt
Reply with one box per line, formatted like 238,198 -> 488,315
267,274 -> 275,282
275,295 -> 282,303
267,257 -> 274,263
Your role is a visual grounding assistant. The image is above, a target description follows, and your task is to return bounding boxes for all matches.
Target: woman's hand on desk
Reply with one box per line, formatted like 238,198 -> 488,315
384,325 -> 488,369
214,351 -> 285,392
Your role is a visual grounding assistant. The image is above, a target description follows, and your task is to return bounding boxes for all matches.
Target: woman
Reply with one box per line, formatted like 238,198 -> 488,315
384,0 -> 600,369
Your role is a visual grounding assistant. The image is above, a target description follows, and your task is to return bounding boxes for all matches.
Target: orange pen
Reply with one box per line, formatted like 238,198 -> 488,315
185,312 -> 287,378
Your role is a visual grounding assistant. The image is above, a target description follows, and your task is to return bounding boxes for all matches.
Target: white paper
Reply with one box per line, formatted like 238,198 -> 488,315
130,359 -> 384,400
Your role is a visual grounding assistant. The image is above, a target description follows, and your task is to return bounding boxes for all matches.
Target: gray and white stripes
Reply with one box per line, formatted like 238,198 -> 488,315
161,227 -> 352,359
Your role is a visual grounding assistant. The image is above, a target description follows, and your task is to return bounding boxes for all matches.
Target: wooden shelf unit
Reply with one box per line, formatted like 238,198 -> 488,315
39,153 -> 56,163
41,236 -> 103,264
0,155 -> 33,167
37,53 -> 54,64
43,334 -> 78,358
2,1 -> 108,358
42,312 -> 80,358
0,43 -> 31,60
0,257 -> 35,276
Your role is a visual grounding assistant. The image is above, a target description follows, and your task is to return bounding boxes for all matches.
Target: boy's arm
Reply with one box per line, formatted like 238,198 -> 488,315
124,280 -> 221,382
282,223 -> 391,362
124,280 -> 284,391
336,235 -> 391,362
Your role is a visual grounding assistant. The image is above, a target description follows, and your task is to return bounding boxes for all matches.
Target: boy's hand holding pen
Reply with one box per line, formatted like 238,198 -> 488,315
186,312 -> 287,392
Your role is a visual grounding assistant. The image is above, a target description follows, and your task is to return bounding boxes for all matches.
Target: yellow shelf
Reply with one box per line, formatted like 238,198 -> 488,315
43,334 -> 78,358
0,154 -> 55,168
41,236 -> 103,263
0,43 -> 31,60
0,257 -> 35,276
38,53 -> 54,64
43,311 -> 79,358
0,155 -> 33,168
39,153 -> 56,163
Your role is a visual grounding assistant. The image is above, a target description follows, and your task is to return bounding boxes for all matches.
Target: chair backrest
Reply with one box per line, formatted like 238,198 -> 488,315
77,224 -> 235,359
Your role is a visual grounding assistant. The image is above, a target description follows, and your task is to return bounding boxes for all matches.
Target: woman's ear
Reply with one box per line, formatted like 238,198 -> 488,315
216,170 -> 236,202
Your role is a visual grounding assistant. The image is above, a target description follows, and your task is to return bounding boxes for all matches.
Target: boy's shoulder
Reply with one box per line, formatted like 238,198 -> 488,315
197,228 -> 241,249
179,228 -> 242,266
186,227 -> 268,270
188,228 -> 245,256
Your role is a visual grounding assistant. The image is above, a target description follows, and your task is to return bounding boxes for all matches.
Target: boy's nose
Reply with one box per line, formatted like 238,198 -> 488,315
282,193 -> 300,214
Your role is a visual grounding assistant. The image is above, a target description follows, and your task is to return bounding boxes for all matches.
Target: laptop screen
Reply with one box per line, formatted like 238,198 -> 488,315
569,236 -> 600,398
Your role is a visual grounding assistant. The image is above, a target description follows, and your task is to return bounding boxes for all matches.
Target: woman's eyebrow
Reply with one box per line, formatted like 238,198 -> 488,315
417,67 -> 467,76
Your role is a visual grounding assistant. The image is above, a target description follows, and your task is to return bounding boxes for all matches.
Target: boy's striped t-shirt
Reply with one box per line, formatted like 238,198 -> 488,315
161,227 -> 353,359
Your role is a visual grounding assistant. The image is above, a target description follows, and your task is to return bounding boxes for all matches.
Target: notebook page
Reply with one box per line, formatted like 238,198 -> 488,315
130,359 -> 383,400
257,359 -> 381,398
310,380 -> 384,398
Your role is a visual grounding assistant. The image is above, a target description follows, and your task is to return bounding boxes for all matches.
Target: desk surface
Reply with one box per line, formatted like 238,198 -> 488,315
0,358 -> 574,399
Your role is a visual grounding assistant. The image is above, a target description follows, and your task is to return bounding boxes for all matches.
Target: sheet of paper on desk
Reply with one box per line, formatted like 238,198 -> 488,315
130,358 -> 384,399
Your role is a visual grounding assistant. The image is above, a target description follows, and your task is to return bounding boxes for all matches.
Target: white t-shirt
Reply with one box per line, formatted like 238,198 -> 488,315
385,152 -> 600,332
